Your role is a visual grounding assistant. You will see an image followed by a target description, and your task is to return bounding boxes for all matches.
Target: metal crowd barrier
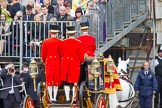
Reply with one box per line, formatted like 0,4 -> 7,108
0,21 -> 80,58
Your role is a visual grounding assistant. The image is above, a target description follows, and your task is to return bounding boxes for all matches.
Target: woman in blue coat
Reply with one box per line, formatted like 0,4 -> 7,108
134,61 -> 158,108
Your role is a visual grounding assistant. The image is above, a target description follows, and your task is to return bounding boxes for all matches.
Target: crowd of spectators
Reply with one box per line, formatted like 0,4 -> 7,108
0,0 -> 107,59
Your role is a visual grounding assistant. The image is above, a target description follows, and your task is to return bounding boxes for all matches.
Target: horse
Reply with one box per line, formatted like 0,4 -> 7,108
108,57 -> 135,108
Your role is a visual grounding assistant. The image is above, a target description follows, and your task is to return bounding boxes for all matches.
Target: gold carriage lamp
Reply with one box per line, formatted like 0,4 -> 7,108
91,58 -> 100,91
29,58 -> 38,91
107,55 -> 115,89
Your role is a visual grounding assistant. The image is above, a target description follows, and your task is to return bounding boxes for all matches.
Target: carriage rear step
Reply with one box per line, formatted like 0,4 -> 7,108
48,103 -> 80,108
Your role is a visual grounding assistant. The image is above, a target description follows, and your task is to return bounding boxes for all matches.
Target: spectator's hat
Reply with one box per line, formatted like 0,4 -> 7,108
66,26 -> 76,34
80,22 -> 89,30
157,45 -> 162,53
50,25 -> 60,33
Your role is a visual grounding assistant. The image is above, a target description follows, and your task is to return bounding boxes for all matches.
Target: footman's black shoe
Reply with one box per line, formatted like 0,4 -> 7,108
66,100 -> 70,104
52,100 -> 58,104
72,101 -> 77,104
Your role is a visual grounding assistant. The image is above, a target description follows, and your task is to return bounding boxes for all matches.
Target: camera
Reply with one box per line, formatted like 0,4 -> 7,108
8,68 -> 15,73
17,17 -> 21,20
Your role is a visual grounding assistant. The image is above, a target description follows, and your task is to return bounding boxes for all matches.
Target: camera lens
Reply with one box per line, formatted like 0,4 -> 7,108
17,17 -> 21,20
8,68 -> 14,73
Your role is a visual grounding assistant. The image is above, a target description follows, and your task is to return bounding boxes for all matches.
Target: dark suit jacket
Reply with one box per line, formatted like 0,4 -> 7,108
23,14 -> 35,21
32,23 -> 44,40
23,14 -> 35,43
43,13 -> 54,21
23,14 -> 35,32
41,13 -> 54,39
0,68 -> 22,103
20,72 -> 43,100
7,3 -> 20,19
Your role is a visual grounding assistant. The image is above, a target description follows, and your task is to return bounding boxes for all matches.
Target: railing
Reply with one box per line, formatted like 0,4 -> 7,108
0,21 -> 80,58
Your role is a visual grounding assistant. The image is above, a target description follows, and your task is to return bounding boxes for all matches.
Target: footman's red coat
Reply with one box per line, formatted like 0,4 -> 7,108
41,38 -> 62,86
60,38 -> 84,83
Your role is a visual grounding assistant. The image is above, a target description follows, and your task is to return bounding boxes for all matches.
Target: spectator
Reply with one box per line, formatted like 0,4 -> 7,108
74,7 -> 83,22
50,17 -> 57,25
150,45 -> 162,108
27,0 -> 35,14
64,1 -> 75,18
0,0 -> 13,21
41,5 -> 54,39
32,14 -> 44,40
60,26 -> 85,104
19,0 -> 26,14
25,14 -> 44,62
23,4 -> 35,43
72,0 -> 89,13
9,11 -> 23,55
7,0 -> 21,19
35,0 -> 43,5
0,13 -> 12,55
134,61 -> 158,108
0,13 -> 11,33
41,24 -> 62,103
43,0 -> 54,14
84,1 -> 94,16
51,0 -> 64,17
90,0 -> 107,42
92,0 -> 100,9
10,10 -> 23,44
0,63 -> 22,108
34,3 -> 42,15
23,4 -> 35,21
56,5 -> 73,39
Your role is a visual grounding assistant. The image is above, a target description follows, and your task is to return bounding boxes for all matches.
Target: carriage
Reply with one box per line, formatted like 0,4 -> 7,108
22,55 -> 134,108
18,55 -> 135,108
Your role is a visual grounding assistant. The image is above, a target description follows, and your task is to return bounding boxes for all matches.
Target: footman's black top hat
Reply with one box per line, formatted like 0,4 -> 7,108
80,22 -> 89,30
50,25 -> 60,33
66,26 -> 76,34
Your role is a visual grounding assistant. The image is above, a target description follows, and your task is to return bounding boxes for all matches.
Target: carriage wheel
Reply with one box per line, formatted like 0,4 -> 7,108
95,94 -> 106,108
79,81 -> 87,108
37,82 -> 42,107
104,94 -> 110,108
23,95 -> 35,108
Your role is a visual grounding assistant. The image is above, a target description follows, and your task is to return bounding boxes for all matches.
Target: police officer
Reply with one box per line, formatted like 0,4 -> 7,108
41,24 -> 62,103
77,22 -> 96,85
135,61 -> 158,108
60,26 -> 85,103
151,45 -> 162,108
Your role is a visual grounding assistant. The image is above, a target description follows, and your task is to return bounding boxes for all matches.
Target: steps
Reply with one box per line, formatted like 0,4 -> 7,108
128,46 -> 157,84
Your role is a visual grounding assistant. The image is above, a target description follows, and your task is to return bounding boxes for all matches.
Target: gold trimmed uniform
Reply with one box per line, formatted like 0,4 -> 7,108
60,38 -> 84,83
41,37 -> 62,86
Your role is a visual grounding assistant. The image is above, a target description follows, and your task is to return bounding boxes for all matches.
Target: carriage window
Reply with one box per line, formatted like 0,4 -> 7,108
87,61 -> 104,90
